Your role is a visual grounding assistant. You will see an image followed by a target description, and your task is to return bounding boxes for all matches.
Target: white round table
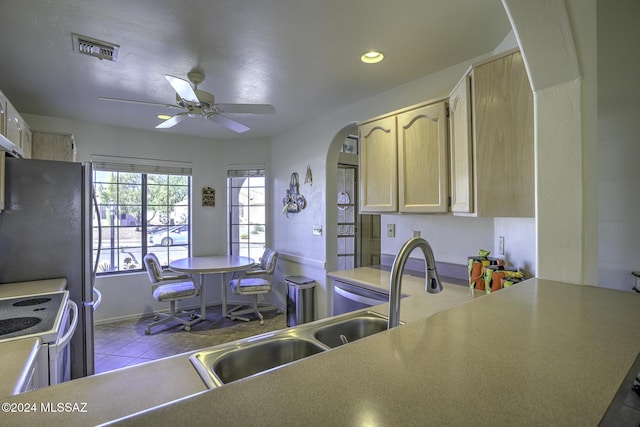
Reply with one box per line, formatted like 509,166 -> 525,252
169,255 -> 255,321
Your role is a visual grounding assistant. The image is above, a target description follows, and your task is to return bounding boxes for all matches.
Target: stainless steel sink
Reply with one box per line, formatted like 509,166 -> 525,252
191,336 -> 326,387
313,313 -> 389,348
190,310 -> 393,388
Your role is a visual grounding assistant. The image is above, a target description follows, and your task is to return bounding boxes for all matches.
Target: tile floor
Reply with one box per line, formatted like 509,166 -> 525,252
94,304 -> 286,374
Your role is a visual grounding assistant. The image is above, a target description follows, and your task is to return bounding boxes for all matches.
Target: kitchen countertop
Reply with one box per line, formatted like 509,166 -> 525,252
0,278 -> 67,298
0,337 -> 41,396
2,270 -> 640,426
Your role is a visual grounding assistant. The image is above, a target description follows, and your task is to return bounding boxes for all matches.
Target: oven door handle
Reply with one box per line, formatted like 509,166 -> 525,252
53,300 -> 79,353
334,285 -> 387,306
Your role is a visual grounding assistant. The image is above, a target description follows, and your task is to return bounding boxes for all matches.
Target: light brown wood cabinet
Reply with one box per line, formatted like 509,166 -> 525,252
21,125 -> 31,159
359,115 -> 398,213
359,100 -> 449,214
0,90 -> 7,137
31,132 -> 77,162
449,49 -> 534,217
448,73 -> 473,213
397,101 -> 448,213
6,100 -> 23,151
0,89 -> 32,211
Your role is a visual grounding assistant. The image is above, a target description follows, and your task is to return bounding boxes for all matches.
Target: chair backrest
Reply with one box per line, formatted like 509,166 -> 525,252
143,253 -> 163,284
259,248 -> 278,275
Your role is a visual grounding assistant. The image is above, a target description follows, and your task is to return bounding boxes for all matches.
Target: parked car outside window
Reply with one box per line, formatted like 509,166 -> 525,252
148,225 -> 189,246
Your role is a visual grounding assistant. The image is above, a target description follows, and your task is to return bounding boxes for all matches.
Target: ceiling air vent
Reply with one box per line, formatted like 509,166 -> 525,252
72,33 -> 119,61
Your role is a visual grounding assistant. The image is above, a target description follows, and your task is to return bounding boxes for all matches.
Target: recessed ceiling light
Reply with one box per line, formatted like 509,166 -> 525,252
157,114 -> 171,120
361,50 -> 384,64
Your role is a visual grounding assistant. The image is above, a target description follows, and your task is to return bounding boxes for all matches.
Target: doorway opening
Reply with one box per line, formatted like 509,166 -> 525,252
336,135 -> 380,270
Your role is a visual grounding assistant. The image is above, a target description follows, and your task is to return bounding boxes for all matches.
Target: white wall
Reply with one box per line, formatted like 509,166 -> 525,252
503,0 -> 598,285
23,113 -> 271,322
597,0 -> 640,291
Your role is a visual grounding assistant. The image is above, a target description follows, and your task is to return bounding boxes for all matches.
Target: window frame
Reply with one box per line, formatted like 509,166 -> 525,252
92,158 -> 192,275
227,167 -> 267,260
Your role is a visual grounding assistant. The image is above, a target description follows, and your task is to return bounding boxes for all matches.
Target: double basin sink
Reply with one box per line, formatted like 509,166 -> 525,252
190,310 -> 393,388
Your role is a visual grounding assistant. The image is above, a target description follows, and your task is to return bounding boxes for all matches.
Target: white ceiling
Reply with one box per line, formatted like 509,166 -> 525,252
0,0 -> 511,140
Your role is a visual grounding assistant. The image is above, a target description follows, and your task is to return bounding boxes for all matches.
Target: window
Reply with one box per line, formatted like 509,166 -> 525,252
228,168 -> 266,260
92,158 -> 192,274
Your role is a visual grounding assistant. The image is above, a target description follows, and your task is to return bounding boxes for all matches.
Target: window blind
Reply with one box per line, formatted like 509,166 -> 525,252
91,155 -> 192,176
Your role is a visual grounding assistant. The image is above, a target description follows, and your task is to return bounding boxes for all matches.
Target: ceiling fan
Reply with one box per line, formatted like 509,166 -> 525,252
99,70 -> 275,133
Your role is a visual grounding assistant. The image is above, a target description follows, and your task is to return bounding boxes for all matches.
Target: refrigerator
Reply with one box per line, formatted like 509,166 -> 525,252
0,157 -> 97,379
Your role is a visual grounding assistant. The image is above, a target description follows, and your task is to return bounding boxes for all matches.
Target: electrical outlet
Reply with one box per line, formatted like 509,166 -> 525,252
312,225 -> 323,236
498,236 -> 505,256
413,230 -> 421,238
386,224 -> 395,238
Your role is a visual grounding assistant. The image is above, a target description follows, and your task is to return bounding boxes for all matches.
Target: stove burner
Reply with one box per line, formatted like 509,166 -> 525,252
0,317 -> 42,335
12,297 -> 52,307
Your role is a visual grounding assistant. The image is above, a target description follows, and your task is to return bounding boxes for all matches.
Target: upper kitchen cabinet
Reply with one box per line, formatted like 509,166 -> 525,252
31,132 -> 77,162
359,99 -> 449,214
0,90 -> 7,137
0,90 -> 30,159
359,115 -> 398,212
397,101 -> 448,213
450,49 -> 534,217
448,73 -> 474,213
6,99 -> 25,154
21,125 -> 32,159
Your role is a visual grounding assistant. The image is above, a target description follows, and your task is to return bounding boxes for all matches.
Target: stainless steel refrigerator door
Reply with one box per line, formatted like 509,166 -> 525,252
81,162 -> 95,376
0,158 -> 91,379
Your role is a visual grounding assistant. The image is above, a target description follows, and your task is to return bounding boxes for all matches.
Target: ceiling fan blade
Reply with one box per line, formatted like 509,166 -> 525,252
156,113 -> 188,129
98,97 -> 181,109
207,114 -> 250,133
165,75 -> 199,103
215,103 -> 276,115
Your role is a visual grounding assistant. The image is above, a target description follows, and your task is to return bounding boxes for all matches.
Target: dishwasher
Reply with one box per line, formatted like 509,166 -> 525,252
332,280 -> 390,316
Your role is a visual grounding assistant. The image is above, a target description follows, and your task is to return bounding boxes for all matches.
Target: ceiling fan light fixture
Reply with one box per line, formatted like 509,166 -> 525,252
361,50 -> 384,64
157,114 -> 172,120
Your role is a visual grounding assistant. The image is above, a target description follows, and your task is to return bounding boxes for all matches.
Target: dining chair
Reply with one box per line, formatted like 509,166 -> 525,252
142,253 -> 201,334
227,248 -> 280,325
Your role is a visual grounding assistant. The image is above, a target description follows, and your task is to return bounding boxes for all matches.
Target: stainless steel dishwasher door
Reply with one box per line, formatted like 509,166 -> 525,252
332,281 -> 389,316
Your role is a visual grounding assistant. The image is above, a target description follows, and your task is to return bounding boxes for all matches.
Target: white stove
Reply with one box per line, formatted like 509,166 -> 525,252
0,291 -> 68,344
0,291 -> 77,387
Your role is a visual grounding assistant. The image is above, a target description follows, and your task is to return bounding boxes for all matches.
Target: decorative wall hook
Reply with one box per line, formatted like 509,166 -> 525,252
282,172 -> 306,217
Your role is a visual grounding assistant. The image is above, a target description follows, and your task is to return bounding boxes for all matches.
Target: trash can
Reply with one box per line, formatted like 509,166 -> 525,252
285,276 -> 316,327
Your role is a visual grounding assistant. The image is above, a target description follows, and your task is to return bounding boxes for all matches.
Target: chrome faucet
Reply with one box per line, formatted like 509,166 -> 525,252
388,237 -> 443,329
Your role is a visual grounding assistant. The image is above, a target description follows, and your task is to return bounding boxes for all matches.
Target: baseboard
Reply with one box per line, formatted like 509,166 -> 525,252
94,301 -> 285,326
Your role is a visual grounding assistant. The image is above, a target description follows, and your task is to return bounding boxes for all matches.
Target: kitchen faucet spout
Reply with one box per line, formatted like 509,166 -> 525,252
388,237 -> 443,329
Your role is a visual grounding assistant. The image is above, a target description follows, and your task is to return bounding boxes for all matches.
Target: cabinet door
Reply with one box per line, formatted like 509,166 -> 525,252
6,101 -> 22,150
21,123 -> 32,159
397,101 -> 449,213
472,51 -> 534,217
0,90 -> 7,137
31,132 -> 77,162
449,74 -> 473,214
359,116 -> 397,212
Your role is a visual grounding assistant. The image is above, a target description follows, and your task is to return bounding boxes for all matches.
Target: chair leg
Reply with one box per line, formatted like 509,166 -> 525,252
227,294 -> 278,325
145,301 -> 203,335
253,296 -> 264,325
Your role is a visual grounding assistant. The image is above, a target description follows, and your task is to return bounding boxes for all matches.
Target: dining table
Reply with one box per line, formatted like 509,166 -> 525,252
169,255 -> 255,321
